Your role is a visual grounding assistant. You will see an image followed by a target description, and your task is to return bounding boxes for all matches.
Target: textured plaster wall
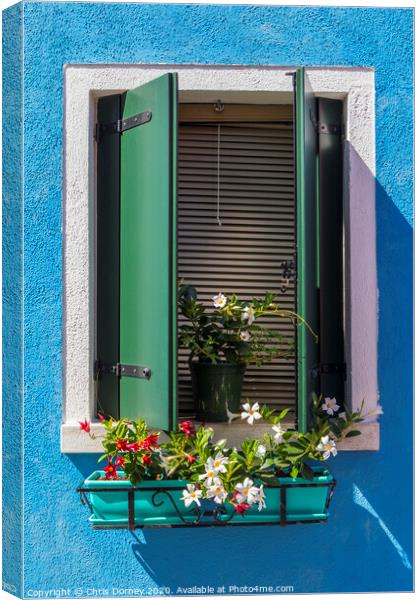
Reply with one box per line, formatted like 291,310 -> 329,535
2,2 -> 413,596
3,3 -> 23,597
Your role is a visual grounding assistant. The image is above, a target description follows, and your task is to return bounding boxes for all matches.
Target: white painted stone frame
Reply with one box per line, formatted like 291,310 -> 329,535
62,65 -> 379,453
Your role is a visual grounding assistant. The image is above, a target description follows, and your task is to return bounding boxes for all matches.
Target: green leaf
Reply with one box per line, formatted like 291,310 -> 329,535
272,460 -> 291,473
261,458 -> 276,469
290,466 -> 299,478
256,472 -> 277,484
345,430 -> 362,438
281,444 -> 304,455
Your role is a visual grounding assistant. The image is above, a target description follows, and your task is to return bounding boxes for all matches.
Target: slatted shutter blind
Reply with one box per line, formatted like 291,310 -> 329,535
177,119 -> 296,416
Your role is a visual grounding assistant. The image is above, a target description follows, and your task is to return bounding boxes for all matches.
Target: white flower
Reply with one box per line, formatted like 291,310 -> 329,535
321,397 -> 340,415
316,435 -> 338,460
209,452 -> 229,474
212,292 -> 227,309
199,453 -> 229,488
240,330 -> 251,342
181,484 -> 202,507
235,478 -> 260,504
241,306 -> 255,325
272,424 -> 285,444
366,404 -> 384,416
198,464 -> 221,485
255,485 -> 266,511
241,402 -> 262,425
256,444 -> 266,458
206,483 -> 228,504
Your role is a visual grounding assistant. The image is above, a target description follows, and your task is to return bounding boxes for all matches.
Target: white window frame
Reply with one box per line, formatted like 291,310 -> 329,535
61,64 -> 379,453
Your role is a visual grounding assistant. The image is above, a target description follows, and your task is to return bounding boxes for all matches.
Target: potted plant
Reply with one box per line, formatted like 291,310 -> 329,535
178,284 -> 314,422
77,396 -> 381,528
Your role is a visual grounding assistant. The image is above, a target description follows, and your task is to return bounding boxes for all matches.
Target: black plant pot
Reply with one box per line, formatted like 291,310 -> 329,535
190,362 -> 246,422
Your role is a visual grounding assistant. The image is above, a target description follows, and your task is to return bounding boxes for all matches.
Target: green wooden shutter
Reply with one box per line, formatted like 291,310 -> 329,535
294,68 -> 320,432
119,73 -> 178,429
96,93 -> 122,419
96,74 -> 178,428
318,98 -> 345,408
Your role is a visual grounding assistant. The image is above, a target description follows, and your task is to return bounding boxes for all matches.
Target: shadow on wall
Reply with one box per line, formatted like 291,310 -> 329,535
69,147 -> 413,594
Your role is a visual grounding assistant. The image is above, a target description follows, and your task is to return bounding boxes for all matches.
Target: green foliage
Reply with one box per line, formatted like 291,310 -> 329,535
93,416 -> 162,485
86,394 -> 375,491
178,283 -> 313,366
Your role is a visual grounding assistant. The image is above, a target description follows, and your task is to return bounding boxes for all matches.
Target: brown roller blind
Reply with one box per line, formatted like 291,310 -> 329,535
177,117 -> 296,416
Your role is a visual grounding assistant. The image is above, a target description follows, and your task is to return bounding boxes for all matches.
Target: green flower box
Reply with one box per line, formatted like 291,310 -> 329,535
78,466 -> 335,528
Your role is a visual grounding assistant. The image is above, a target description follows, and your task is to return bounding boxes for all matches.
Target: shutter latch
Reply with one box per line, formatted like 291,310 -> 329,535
95,361 -> 152,380
310,362 -> 347,380
95,110 -> 152,142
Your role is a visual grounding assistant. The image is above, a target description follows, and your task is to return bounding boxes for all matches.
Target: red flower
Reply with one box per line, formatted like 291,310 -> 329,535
142,454 -> 152,466
116,438 -> 129,451
98,414 -> 105,421
126,442 -> 140,452
179,420 -> 195,437
140,433 -> 159,450
104,457 -> 117,480
185,453 -> 196,464
234,503 -> 251,516
115,455 -> 126,469
79,419 -> 91,433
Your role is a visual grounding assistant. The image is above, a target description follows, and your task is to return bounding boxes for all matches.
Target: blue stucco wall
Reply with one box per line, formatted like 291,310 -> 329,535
3,3 -> 23,598
3,2 -> 413,597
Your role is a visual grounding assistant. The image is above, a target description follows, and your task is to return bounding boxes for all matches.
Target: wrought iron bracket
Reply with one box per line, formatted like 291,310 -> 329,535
95,110 -> 152,141
95,361 -> 152,380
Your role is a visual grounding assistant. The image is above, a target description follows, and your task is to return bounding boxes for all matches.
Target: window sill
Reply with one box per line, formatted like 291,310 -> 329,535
61,420 -> 379,453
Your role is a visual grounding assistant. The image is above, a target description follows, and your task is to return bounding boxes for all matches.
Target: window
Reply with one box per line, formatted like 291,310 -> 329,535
62,65 -> 378,452
94,69 -> 344,432
176,105 -> 296,418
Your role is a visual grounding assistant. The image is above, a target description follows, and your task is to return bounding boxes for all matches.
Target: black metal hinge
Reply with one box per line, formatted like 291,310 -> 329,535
95,361 -> 152,380
95,110 -> 152,142
310,363 -> 347,380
